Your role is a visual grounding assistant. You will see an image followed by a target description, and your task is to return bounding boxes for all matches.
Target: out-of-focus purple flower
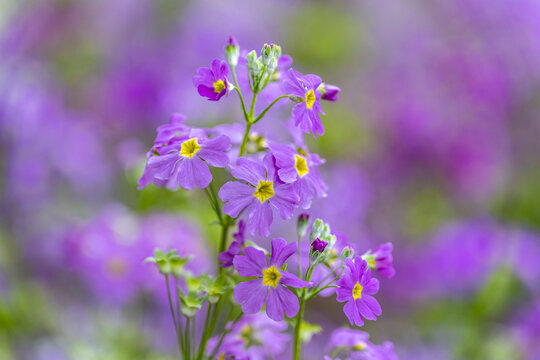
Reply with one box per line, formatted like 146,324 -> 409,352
218,220 -> 246,268
219,156 -> 299,237
312,238 -> 328,253
283,68 -> 325,138
320,83 -> 341,102
139,128 -> 231,190
326,328 -> 398,360
269,142 -> 328,208
233,238 -> 310,321
336,257 -> 381,327
363,243 -> 395,279
62,204 -> 210,304
208,313 -> 290,360
193,58 -> 230,101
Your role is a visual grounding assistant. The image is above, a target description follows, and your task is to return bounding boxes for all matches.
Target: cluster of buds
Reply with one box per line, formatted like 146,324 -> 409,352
245,43 -> 282,93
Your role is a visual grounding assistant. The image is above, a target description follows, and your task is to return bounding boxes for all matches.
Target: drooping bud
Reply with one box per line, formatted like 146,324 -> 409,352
297,213 -> 311,238
225,36 -> 240,67
318,83 -> 341,102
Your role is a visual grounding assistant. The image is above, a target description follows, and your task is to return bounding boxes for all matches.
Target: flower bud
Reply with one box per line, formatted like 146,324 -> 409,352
297,213 -> 310,238
261,43 -> 273,66
225,36 -> 240,67
318,83 -> 341,102
311,238 -> 328,253
246,50 -> 258,72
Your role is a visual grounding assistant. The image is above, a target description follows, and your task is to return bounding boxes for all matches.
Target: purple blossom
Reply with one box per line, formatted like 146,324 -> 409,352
218,155 -> 299,237
193,58 -> 230,101
327,328 -> 398,360
336,257 -> 381,327
312,238 -> 328,253
269,142 -> 328,208
138,128 -> 231,190
233,238 -> 311,321
321,83 -> 341,102
218,220 -> 246,268
282,68 -> 325,138
207,313 -> 290,360
364,243 -> 396,279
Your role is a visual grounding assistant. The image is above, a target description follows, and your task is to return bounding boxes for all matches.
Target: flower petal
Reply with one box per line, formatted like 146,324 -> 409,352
246,201 -> 273,237
230,157 -> 266,185
363,294 -> 382,316
269,238 -> 296,268
219,181 -> 256,217
279,271 -> 311,288
233,246 -> 267,277
233,278 -> 267,314
191,156 -> 212,189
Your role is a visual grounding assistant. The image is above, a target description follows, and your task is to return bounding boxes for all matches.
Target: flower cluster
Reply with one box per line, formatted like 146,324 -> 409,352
138,38 -> 396,360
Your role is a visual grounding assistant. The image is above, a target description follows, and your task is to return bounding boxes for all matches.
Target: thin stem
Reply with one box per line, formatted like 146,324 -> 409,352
238,121 -> 253,157
293,265 -> 315,360
185,317 -> 191,360
232,87 -> 248,121
165,275 -> 184,355
253,95 -> 289,123
174,278 -> 185,352
196,303 -> 213,360
297,235 -> 302,279
249,93 -> 258,120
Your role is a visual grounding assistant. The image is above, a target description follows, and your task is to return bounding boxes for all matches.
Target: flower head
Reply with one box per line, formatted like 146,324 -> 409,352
269,142 -> 327,208
218,155 -> 299,236
139,127 -> 231,190
233,238 -> 311,321
336,257 -> 381,327
327,328 -> 398,360
363,243 -> 395,279
193,58 -> 230,101
283,68 -> 325,138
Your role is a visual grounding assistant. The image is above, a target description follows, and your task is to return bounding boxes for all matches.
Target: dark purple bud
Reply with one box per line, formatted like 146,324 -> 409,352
321,84 -> 340,102
228,36 -> 238,47
297,213 -> 310,238
311,238 -> 328,253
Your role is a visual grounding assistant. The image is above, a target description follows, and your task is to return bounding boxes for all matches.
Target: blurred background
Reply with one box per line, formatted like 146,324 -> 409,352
1,0 -> 540,359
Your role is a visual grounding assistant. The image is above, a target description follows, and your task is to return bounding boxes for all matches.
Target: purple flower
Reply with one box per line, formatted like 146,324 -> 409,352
363,243 -> 396,279
218,220 -> 246,268
327,328 -> 398,360
320,83 -> 341,102
218,155 -> 299,237
193,58 -> 230,101
233,238 -> 311,321
208,313 -> 290,360
312,238 -> 328,253
139,128 -> 231,190
336,257 -> 381,327
269,142 -> 328,208
282,68 -> 325,138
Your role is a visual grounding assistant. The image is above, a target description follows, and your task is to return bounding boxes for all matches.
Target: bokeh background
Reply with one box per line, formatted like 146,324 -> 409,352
1,0 -> 540,359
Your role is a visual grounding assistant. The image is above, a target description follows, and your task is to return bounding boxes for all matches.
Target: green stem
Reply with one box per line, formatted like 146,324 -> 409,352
232,87 -> 248,121
293,293 -> 306,360
165,275 -> 184,355
185,317 -> 191,360
238,121 -> 253,157
253,95 -> 289,123
196,303 -> 213,360
297,235 -> 302,279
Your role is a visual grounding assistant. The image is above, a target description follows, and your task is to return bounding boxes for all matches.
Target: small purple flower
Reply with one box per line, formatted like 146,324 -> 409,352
282,68 -> 325,138
218,155 -> 299,237
233,238 -> 311,321
364,243 -> 396,279
139,128 -> 231,190
312,238 -> 328,253
336,257 -> 381,327
327,328 -> 398,360
218,220 -> 246,268
320,83 -> 341,102
269,142 -> 327,208
193,58 -> 230,101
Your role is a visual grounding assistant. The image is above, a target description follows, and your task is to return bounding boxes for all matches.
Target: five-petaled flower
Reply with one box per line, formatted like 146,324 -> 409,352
193,58 -> 230,101
283,68 -> 325,138
218,155 -> 299,237
269,142 -> 327,208
336,256 -> 382,327
139,128 -> 231,190
233,238 -> 311,321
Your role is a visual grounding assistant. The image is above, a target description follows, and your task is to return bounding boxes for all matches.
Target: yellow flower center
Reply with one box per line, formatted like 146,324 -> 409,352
253,180 -> 274,203
262,265 -> 282,288
305,89 -> 316,110
352,281 -> 363,300
368,258 -> 376,268
213,79 -> 226,93
179,138 -> 201,159
295,155 -> 309,177
353,342 -> 367,350
217,353 -> 225,360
